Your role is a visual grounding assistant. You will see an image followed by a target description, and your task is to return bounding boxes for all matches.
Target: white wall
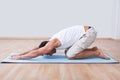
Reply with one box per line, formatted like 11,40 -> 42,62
0,0 -> 119,38
112,0 -> 120,39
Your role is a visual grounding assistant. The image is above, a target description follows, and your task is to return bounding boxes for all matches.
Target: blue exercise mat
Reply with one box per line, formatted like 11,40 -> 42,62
1,52 -> 119,64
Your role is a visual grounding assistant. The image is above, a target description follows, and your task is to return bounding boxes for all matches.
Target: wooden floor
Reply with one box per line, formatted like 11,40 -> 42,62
0,39 -> 120,80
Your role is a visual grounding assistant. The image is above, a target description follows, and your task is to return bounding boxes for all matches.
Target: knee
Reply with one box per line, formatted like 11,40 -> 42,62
66,53 -> 75,60
66,56 -> 74,60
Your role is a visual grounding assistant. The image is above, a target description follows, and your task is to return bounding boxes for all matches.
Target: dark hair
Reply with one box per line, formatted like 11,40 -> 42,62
39,41 -> 49,48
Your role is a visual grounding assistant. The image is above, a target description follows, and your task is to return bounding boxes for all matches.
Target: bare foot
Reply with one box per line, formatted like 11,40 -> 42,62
96,49 -> 110,60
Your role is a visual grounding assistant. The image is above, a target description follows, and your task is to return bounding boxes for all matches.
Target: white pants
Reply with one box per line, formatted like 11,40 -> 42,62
66,27 -> 97,58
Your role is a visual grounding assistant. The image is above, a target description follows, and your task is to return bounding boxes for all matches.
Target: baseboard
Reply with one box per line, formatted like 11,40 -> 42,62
113,39 -> 120,41
96,38 -> 114,40
0,37 -> 50,40
96,38 -> 120,41
0,37 -> 119,40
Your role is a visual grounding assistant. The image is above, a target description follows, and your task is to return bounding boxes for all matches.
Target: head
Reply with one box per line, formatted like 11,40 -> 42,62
39,41 -> 56,55
39,41 -> 49,48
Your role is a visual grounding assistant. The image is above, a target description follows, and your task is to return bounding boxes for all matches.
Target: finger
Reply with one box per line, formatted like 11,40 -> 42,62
10,56 -> 16,60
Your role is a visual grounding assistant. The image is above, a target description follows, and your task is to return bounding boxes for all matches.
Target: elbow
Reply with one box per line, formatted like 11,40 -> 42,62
43,47 -> 52,54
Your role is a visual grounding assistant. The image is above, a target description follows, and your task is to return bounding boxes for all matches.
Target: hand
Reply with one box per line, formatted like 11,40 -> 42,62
10,54 -> 21,60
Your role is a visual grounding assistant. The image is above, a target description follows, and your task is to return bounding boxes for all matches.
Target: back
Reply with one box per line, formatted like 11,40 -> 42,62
49,25 -> 85,49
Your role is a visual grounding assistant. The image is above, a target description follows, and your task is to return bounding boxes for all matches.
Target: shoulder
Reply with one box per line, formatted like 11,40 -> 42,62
51,38 -> 59,42
41,38 -> 61,52
49,38 -> 61,47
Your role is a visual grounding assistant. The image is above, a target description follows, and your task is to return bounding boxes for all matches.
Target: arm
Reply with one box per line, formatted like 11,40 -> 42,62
18,47 -> 48,59
10,46 -> 40,59
19,47 -> 39,56
11,38 -> 61,60
11,47 -> 45,60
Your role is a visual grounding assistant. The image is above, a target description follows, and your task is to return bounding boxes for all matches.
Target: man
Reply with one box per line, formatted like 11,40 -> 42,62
11,25 -> 110,60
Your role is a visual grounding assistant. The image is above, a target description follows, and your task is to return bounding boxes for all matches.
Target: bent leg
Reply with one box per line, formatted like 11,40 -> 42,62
66,27 -> 97,58
66,27 -> 110,60
73,47 -> 110,60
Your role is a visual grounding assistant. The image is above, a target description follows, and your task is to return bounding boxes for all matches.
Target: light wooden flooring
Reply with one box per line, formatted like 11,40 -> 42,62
0,39 -> 120,80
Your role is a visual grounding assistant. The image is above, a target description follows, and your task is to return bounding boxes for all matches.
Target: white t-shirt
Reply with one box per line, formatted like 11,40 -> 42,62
49,25 -> 85,49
